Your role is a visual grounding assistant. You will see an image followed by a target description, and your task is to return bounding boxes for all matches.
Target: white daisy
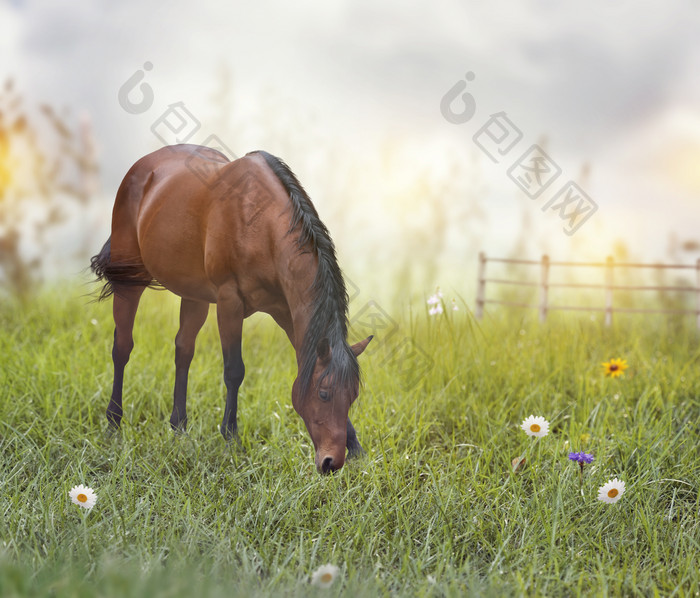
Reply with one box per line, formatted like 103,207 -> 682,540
451,299 -> 459,311
597,478 -> 626,504
428,304 -> 444,316
69,484 -> 97,510
520,415 -> 549,438
310,564 -> 340,588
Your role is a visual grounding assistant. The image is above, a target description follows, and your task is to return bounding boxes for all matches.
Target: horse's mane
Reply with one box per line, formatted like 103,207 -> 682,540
251,150 -> 359,399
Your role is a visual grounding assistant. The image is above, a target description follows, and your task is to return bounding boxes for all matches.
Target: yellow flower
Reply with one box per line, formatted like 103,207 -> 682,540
69,484 -> 97,510
602,358 -> 628,378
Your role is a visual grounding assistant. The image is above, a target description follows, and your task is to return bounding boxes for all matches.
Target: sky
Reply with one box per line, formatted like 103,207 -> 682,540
1,0 -> 700,297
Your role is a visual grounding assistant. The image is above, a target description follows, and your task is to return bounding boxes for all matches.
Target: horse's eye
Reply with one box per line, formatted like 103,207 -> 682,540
319,390 -> 330,401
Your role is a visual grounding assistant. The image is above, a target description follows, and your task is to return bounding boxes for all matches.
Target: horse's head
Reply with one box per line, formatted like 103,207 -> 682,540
292,335 -> 372,474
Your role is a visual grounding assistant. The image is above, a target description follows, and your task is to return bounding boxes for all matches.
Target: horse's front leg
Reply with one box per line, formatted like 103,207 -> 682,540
216,290 -> 245,441
346,418 -> 366,459
170,298 -> 209,432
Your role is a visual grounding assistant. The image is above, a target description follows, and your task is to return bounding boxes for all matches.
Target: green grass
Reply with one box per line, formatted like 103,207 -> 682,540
0,286 -> 699,597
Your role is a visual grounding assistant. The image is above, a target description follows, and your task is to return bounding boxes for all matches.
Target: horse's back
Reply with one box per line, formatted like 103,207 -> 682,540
110,145 -> 218,245
110,145 -> 288,303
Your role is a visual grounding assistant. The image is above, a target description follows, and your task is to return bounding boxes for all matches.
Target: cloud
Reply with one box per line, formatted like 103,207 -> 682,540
9,0 -> 700,162
291,0 -> 700,158
2,0 -> 699,263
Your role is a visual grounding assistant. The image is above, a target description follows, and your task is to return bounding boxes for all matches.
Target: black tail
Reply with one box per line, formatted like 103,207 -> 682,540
90,237 -> 158,301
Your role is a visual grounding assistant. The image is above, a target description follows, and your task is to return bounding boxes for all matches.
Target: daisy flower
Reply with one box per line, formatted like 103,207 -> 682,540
520,415 -> 549,438
451,299 -> 459,311
597,478 -> 626,504
602,358 -> 628,378
310,564 -> 340,588
69,484 -> 97,510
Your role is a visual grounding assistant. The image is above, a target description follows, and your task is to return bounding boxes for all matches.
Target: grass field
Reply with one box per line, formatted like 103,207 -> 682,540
0,285 -> 699,597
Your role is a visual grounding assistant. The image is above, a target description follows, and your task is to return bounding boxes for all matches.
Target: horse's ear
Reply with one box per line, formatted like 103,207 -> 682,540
316,337 -> 331,363
351,335 -> 373,357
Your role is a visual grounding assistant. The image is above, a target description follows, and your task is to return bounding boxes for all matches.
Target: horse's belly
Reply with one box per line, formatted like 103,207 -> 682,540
137,184 -> 219,302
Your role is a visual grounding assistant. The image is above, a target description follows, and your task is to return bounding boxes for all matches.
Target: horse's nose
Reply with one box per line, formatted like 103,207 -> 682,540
320,456 -> 338,474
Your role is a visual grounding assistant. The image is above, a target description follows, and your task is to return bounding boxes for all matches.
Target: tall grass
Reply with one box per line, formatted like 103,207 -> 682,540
0,287 -> 698,597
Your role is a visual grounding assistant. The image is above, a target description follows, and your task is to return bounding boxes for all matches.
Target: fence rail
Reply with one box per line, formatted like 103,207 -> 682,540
475,253 -> 700,328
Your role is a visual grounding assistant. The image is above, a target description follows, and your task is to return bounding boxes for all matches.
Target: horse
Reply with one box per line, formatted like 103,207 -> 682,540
90,144 -> 372,474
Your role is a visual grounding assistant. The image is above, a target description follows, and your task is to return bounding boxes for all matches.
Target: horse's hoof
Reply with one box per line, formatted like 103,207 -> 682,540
104,424 -> 121,440
170,415 -> 188,434
225,434 -> 245,453
170,428 -> 190,443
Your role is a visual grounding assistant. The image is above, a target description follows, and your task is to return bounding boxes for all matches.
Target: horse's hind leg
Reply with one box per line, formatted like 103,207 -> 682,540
170,298 -> 209,432
107,285 -> 145,429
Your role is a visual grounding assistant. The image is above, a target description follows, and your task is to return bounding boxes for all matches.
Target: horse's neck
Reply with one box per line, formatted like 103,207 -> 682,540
270,249 -> 318,358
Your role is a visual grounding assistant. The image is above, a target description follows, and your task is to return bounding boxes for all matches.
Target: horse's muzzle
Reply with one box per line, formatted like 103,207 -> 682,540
318,455 -> 343,474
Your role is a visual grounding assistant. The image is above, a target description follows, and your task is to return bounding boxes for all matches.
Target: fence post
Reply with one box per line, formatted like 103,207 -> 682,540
539,254 -> 549,323
696,259 -> 700,331
475,252 -> 486,320
605,255 -> 614,327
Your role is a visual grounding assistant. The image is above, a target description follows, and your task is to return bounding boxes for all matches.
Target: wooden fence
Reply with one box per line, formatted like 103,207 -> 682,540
475,252 -> 700,328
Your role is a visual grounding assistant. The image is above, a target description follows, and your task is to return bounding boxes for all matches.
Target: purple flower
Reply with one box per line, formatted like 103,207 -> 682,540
568,452 -> 594,464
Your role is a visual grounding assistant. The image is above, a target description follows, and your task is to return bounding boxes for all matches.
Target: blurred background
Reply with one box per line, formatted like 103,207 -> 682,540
1,0 -> 699,309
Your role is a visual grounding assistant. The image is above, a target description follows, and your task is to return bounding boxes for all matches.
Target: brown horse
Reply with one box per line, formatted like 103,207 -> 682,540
91,144 -> 372,473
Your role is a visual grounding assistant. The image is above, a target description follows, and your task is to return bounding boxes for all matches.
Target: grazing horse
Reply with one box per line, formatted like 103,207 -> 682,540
91,144 -> 372,473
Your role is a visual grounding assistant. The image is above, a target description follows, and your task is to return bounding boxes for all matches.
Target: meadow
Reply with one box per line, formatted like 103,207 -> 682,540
0,285 -> 698,597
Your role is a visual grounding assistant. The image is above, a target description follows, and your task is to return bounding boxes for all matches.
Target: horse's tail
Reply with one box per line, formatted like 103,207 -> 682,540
90,236 -> 157,301
90,238 -> 112,283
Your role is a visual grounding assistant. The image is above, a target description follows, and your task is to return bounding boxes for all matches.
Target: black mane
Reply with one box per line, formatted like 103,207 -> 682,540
251,150 -> 359,398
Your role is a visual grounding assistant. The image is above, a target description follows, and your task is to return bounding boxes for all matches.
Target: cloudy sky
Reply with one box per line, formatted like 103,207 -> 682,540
2,0 -> 700,292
